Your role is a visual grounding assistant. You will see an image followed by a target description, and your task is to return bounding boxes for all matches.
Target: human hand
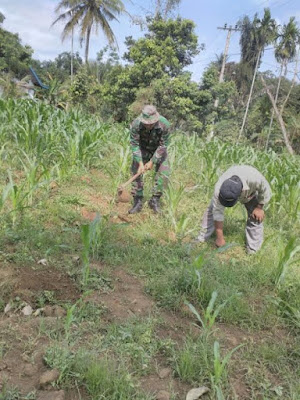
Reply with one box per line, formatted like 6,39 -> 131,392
215,237 -> 226,248
137,162 -> 145,175
144,160 -> 154,171
251,208 -> 265,223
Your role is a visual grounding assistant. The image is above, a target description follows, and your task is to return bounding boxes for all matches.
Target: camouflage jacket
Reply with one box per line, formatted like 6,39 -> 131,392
130,115 -> 170,164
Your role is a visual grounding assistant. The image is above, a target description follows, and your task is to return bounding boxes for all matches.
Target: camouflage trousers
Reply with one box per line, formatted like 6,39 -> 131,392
131,154 -> 170,198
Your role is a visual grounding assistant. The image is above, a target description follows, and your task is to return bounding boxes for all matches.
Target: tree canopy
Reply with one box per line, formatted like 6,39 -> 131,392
0,14 -> 33,78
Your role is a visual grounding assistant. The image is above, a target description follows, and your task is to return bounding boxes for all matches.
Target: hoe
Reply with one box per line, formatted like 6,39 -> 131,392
117,171 -> 144,203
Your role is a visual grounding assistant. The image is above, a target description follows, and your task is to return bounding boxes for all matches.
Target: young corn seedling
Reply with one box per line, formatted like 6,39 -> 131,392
19,152 -> 49,205
274,237 -> 300,288
108,144 -> 131,204
81,224 -> 91,288
186,253 -> 206,292
270,297 -> 300,332
7,171 -> 33,226
165,183 -> 196,240
185,291 -> 240,336
284,182 -> 300,223
211,341 -> 244,399
80,214 -> 103,288
0,180 -> 13,213
64,303 -> 77,343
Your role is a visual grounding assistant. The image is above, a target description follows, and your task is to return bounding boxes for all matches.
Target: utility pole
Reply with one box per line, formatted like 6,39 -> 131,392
214,24 -> 240,107
71,26 -> 74,82
70,9 -> 74,82
208,24 -> 240,140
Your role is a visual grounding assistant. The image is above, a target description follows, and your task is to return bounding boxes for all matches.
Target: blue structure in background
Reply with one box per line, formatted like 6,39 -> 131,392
29,66 -> 49,90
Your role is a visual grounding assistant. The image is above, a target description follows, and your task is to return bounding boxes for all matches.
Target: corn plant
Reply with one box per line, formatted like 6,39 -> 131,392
7,171 -> 34,226
0,180 -> 12,213
105,144 -> 131,203
270,297 -> 300,332
185,291 -> 240,336
80,214 -> 103,288
165,183 -> 196,240
64,303 -> 76,342
185,253 -> 207,293
211,341 -> 244,399
274,237 -> 300,288
19,152 -> 50,205
81,224 -> 91,288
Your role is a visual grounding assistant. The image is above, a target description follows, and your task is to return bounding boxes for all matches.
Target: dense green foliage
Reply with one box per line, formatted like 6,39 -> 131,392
34,51 -> 83,82
0,14 -> 33,78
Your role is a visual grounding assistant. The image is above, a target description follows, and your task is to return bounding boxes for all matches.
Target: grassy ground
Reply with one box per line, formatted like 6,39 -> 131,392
0,99 -> 300,399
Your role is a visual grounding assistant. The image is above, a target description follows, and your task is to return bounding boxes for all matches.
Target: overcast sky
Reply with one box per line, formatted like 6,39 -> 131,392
1,0 -> 299,81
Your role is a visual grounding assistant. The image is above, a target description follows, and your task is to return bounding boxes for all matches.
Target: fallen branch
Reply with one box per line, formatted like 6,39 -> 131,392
260,75 -> 294,155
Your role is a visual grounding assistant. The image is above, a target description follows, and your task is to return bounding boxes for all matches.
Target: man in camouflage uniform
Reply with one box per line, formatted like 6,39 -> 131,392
128,105 -> 170,214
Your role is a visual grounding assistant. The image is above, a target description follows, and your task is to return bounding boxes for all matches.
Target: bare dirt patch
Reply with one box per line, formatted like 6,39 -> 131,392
92,265 -> 155,321
0,316 -> 56,395
12,265 -> 80,304
140,373 -> 190,400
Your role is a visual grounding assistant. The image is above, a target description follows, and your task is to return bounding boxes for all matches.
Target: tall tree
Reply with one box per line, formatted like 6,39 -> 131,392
0,13 -> 33,78
124,17 -> 200,80
155,0 -> 182,19
53,0 -> 125,64
238,8 -> 277,138
265,17 -> 300,149
100,17 -> 202,121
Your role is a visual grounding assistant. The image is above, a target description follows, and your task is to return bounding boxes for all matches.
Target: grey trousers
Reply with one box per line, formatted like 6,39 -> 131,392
196,197 -> 264,253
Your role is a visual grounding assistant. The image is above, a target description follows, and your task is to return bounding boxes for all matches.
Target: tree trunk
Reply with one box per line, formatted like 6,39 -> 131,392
207,29 -> 233,142
85,25 -> 92,64
238,48 -> 262,139
280,48 -> 299,116
260,75 -> 294,155
71,26 -> 74,81
155,0 -> 162,17
265,62 -> 283,150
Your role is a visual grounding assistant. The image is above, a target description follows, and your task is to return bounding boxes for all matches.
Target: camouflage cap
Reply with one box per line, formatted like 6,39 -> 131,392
139,105 -> 160,125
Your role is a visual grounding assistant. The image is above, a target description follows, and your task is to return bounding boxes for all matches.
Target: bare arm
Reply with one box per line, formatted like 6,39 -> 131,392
214,221 -> 225,247
251,204 -> 265,222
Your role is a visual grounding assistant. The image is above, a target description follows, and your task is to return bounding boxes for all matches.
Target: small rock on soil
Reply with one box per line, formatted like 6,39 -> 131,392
156,390 -> 171,400
186,387 -> 210,400
37,390 -> 65,400
22,305 -> 33,316
23,363 -> 39,377
158,367 -> 172,379
43,305 -> 66,318
39,369 -> 60,388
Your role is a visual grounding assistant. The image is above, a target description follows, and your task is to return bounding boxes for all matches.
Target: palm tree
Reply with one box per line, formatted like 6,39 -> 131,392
238,8 -> 277,138
265,17 -> 300,149
53,0 -> 125,64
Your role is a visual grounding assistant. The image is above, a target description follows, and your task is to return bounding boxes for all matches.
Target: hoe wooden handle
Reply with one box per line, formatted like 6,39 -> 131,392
119,171 -> 143,189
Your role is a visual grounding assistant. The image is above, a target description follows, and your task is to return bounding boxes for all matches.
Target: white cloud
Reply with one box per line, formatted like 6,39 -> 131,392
0,0 -> 82,60
0,0 -> 140,61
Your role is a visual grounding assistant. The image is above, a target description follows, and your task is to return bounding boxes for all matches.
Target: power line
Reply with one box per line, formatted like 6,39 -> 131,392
192,46 -> 276,66
261,61 -> 299,75
223,0 -> 298,31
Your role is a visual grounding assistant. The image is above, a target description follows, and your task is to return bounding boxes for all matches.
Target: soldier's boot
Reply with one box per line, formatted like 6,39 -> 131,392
148,195 -> 161,214
128,196 -> 143,214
